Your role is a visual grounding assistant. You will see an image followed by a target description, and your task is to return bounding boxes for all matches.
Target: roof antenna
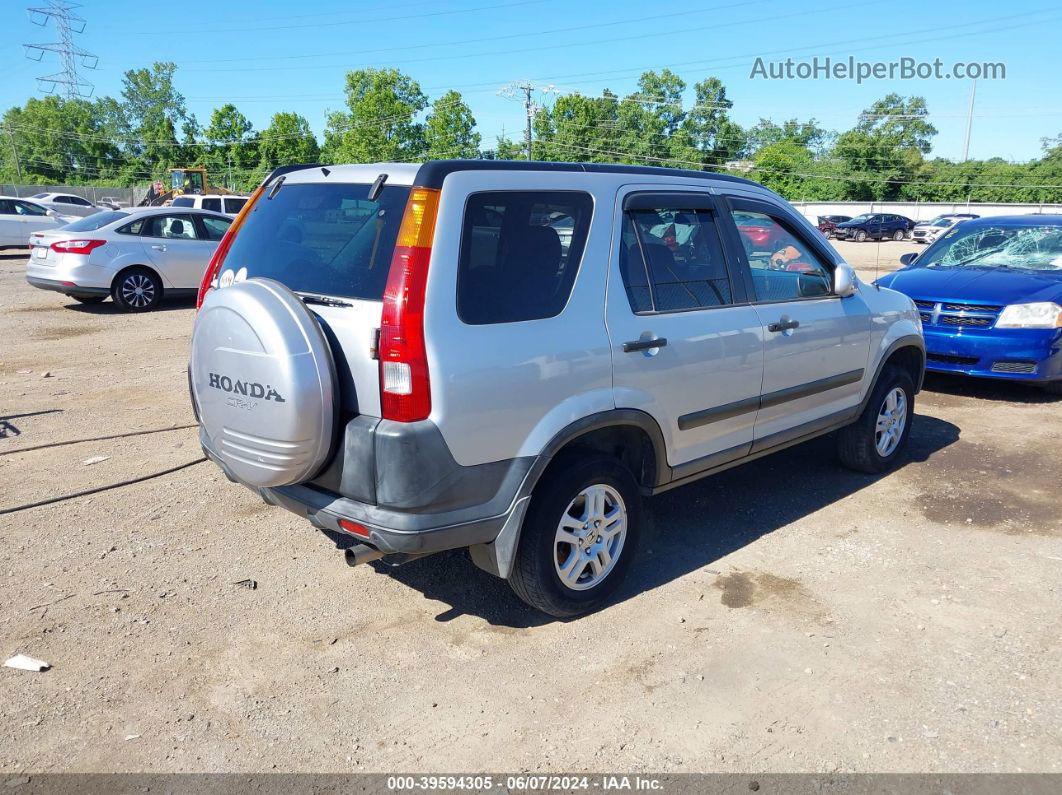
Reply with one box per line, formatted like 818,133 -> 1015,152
368,173 -> 388,202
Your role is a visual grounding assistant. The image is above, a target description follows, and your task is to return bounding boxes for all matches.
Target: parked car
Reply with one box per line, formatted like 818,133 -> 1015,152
28,192 -> 105,218
188,160 -> 924,617
170,194 -> 249,216
25,207 -> 232,311
817,214 -> 852,238
0,196 -> 77,249
911,213 -> 979,244
833,213 -> 915,242
878,215 -> 1062,394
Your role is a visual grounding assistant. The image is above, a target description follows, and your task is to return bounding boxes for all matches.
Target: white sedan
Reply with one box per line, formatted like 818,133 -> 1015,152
0,196 -> 77,249
25,207 -> 232,311
28,192 -> 106,218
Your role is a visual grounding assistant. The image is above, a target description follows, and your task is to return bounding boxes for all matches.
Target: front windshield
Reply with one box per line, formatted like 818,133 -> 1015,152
932,219 -> 953,228
851,214 -> 872,221
919,223 -> 1062,271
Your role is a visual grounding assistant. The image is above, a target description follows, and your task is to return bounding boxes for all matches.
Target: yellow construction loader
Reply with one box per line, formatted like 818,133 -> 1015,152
140,168 -> 235,207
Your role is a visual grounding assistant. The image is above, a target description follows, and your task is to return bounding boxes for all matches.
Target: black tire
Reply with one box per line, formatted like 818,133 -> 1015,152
892,229 -> 904,241
854,229 -> 867,242
112,267 -> 162,312
72,295 -> 106,304
509,454 -> 643,618
837,366 -> 915,474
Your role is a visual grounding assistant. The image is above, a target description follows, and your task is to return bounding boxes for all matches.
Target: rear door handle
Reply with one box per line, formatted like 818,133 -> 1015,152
151,244 -> 166,251
767,318 -> 800,333
623,337 -> 668,353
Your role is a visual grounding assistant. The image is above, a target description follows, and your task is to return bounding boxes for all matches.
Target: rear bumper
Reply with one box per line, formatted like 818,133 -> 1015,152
199,416 -> 534,557
923,326 -> 1062,383
26,276 -> 110,298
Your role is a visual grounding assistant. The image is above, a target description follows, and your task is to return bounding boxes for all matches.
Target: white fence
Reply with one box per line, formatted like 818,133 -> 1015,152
793,201 -> 1062,225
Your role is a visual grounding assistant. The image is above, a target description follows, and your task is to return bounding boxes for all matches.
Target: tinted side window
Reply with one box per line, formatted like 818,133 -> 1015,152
170,197 -> 194,208
202,198 -> 222,213
621,206 -> 733,313
200,215 -> 231,241
15,201 -> 47,216
729,209 -> 832,301
224,198 -> 247,214
457,191 -> 593,325
117,219 -> 144,235
0,200 -> 14,215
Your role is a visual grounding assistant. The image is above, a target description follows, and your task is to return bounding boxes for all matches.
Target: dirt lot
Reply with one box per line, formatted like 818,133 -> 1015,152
0,239 -> 1059,774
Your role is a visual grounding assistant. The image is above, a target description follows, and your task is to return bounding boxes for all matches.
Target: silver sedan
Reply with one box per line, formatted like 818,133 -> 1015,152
25,207 -> 233,311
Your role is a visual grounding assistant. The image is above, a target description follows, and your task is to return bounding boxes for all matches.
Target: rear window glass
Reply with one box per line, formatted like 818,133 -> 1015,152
62,210 -> 129,232
457,191 -> 593,324
221,182 -> 410,301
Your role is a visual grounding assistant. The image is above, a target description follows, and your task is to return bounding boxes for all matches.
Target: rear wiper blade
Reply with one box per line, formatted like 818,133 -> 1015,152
297,292 -> 353,308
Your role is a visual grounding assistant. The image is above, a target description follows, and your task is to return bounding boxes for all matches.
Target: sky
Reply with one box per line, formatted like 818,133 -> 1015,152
2,0 -> 1061,163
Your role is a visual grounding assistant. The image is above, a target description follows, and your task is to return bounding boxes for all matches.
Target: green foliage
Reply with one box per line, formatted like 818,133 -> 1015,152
258,112 -> 320,171
203,104 -> 257,189
322,68 -> 428,163
424,91 -> 481,160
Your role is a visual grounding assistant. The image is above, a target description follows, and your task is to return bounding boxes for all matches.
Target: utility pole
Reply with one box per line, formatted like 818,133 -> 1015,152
4,126 -> 23,182
498,81 -> 559,162
227,151 -> 233,191
961,78 -> 977,162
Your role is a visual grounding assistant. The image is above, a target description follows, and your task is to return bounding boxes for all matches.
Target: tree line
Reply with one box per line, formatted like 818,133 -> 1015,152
2,62 -> 1061,203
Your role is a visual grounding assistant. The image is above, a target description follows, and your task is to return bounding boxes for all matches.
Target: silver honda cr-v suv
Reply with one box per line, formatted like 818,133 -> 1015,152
189,160 -> 924,617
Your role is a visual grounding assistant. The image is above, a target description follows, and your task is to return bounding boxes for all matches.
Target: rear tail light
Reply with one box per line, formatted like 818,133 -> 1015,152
379,187 -> 440,423
196,182 -> 265,310
51,239 -> 105,254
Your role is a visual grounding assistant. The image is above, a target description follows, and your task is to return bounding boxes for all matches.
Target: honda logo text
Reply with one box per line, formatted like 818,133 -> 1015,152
207,372 -> 285,403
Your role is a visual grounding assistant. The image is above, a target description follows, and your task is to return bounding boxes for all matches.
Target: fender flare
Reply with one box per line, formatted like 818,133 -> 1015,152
860,334 -> 925,414
469,408 -> 669,579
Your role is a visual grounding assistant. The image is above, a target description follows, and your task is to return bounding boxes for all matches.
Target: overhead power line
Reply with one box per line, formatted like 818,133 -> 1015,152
23,0 -> 98,98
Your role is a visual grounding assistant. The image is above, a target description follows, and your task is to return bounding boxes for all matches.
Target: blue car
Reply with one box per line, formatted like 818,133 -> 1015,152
875,215 -> 1062,394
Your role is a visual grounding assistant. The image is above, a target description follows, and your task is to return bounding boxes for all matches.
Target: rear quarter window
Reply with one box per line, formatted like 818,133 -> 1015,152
457,191 -> 593,325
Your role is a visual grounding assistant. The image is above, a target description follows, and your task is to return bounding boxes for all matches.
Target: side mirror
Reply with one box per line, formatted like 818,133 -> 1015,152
834,263 -> 858,297
899,252 -> 918,266
46,209 -> 58,217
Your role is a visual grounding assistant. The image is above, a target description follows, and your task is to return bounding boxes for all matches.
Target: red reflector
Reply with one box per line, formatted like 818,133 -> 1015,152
338,519 -> 371,539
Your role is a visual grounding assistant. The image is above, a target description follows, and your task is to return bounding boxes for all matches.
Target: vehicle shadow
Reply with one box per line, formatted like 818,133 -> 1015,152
349,412 -> 960,628
923,372 -> 1061,404
61,295 -> 197,314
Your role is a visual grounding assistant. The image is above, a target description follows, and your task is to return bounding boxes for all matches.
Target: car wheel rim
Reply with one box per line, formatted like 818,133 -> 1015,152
553,483 -> 627,592
875,387 -> 908,457
121,274 -> 154,308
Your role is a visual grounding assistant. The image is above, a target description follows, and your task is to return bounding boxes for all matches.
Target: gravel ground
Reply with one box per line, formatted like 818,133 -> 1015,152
0,240 -> 1059,774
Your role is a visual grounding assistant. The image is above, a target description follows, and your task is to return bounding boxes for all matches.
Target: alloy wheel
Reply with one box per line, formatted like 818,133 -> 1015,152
553,484 -> 628,591
121,273 -> 156,308
875,387 -> 908,457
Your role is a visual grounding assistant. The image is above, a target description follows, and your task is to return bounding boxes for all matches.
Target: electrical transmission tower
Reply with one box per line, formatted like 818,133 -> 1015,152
498,81 -> 559,161
24,1 -> 98,98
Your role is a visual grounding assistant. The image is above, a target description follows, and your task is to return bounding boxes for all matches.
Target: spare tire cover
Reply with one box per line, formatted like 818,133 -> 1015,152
190,278 -> 338,488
